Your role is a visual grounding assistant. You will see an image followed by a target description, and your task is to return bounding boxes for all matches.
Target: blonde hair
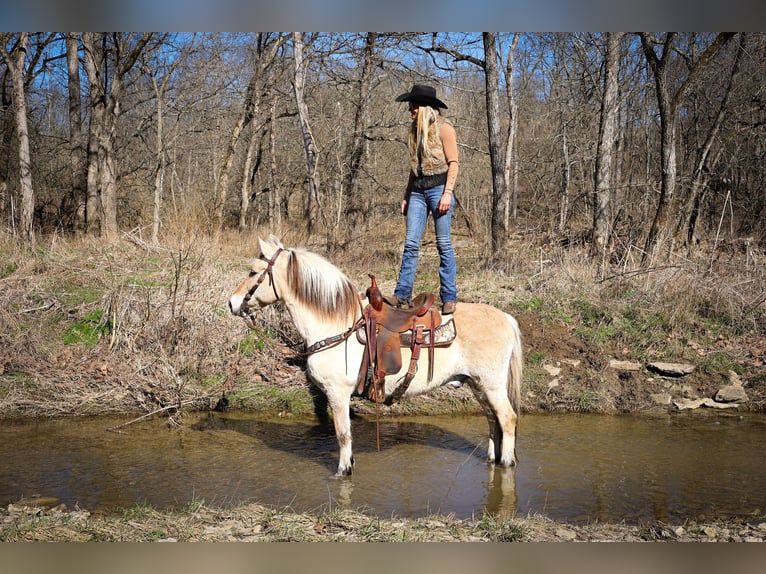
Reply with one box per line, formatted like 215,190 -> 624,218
415,105 -> 441,163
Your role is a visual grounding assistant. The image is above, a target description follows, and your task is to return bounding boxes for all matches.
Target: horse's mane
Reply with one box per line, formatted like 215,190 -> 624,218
284,248 -> 359,322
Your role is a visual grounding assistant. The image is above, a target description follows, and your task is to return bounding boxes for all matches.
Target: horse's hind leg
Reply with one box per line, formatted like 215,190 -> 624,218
472,386 -> 517,467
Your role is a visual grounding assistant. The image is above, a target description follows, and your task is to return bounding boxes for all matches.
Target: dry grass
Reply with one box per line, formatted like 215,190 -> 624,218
0,224 -> 764,419
3,499 -> 765,542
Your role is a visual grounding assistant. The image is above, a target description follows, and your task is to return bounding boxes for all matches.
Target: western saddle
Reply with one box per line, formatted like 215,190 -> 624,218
357,275 -> 455,405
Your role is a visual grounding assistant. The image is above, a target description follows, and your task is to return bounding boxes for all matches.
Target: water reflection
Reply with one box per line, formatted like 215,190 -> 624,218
0,411 -> 764,524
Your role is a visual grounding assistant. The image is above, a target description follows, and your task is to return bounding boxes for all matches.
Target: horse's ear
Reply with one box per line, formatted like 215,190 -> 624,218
258,236 -> 273,257
258,235 -> 285,258
267,234 -> 284,249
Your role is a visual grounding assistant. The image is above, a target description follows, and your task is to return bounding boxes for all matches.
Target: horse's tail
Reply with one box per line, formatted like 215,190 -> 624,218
506,314 -> 523,426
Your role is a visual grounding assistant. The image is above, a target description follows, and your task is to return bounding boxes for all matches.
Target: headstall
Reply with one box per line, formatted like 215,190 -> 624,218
242,247 -> 284,309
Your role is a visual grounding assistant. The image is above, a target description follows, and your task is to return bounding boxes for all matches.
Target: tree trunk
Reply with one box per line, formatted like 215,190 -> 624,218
559,120 -> 570,231
268,94 -> 281,230
82,33 -> 153,240
503,33 -> 520,224
640,32 -> 735,264
149,73 -> 165,243
213,33 -> 286,235
592,32 -> 623,258
483,32 -> 508,256
81,32 -> 104,235
66,33 -> 86,232
0,33 -> 35,246
292,32 -> 320,236
679,33 -> 745,249
342,32 -> 376,232
238,124 -> 261,231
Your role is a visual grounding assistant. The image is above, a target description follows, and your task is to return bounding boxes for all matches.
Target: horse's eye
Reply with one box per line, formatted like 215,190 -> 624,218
248,270 -> 257,277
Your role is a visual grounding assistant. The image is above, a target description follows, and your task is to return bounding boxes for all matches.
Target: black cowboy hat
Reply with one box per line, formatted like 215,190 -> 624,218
395,84 -> 448,109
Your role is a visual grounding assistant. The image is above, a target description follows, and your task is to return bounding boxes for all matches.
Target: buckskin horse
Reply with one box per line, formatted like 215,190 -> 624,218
228,236 -> 523,477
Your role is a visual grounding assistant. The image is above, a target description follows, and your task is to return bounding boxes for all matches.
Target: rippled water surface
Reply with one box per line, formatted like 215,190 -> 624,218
1,411 -> 764,524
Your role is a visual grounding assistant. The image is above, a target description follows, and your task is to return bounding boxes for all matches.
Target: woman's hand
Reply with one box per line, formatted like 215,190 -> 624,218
400,198 -> 408,216
437,191 -> 452,215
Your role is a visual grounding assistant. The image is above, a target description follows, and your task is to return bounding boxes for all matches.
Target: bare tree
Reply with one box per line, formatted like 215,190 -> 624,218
639,32 -> 735,263
503,33 -> 521,224
593,32 -> 624,260
292,32 -> 320,236
212,33 -> 287,235
341,32 -> 377,234
426,33 -> 511,256
65,33 -> 87,232
0,33 -> 35,246
82,32 -> 154,240
483,33 -> 511,253
677,33 -> 746,249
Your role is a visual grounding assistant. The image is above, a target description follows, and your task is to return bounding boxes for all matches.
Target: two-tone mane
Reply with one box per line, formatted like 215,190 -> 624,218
283,248 -> 359,323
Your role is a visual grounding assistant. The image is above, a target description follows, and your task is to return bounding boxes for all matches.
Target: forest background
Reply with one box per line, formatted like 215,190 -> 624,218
1,32 -> 763,256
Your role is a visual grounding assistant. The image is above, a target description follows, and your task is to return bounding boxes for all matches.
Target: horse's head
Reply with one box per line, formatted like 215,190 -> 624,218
228,236 -> 286,327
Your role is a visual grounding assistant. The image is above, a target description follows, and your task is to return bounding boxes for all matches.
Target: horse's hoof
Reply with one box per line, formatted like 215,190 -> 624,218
487,458 -> 516,468
335,466 -> 353,477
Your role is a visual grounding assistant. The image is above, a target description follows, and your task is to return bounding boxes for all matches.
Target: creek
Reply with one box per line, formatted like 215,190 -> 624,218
1,411 -> 764,524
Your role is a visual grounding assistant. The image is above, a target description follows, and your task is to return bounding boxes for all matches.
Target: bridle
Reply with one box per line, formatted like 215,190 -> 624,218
241,247 -> 284,312
240,246 -> 364,358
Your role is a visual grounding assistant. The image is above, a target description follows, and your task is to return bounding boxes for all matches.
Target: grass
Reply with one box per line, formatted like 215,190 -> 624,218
0,225 -> 763,420
62,308 -> 111,347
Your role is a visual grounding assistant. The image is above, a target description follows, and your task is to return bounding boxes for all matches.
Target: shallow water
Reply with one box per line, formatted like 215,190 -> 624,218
1,411 -> 764,524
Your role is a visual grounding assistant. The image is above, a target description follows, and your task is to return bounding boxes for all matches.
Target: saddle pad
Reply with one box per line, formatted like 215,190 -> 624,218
356,318 -> 457,347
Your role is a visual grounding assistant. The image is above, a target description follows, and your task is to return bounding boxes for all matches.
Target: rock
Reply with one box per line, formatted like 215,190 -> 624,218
647,362 -> 696,376
609,359 -> 641,371
715,380 -> 748,403
14,496 -> 60,507
673,397 -> 740,410
544,364 -> 561,376
727,370 -> 743,385
547,379 -> 560,391
670,383 -> 695,398
561,359 -> 581,368
650,393 -> 672,406
674,526 -> 686,537
556,527 -> 577,541
703,526 -> 718,538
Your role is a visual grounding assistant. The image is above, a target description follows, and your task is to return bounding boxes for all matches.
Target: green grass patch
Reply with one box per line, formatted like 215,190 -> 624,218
226,384 -> 314,415
697,351 -> 746,376
572,390 -> 599,413
235,330 -> 270,356
474,512 -> 527,541
62,308 -> 111,347
1,262 -> 17,278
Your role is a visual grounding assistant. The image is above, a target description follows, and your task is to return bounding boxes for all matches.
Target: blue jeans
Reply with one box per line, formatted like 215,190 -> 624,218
394,185 -> 457,303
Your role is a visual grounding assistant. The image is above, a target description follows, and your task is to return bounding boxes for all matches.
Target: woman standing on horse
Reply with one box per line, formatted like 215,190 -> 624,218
393,84 -> 460,315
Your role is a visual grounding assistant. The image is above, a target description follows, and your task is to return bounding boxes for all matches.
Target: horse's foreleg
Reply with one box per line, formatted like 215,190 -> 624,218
326,391 -> 354,476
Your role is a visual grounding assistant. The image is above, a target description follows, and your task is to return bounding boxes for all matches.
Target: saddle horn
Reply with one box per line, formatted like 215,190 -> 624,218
366,274 -> 384,311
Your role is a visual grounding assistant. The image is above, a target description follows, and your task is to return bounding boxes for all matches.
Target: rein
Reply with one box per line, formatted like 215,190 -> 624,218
302,316 -> 365,355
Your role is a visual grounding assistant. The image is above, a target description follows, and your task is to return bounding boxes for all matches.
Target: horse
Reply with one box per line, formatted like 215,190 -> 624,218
228,236 -> 523,477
